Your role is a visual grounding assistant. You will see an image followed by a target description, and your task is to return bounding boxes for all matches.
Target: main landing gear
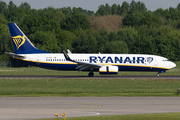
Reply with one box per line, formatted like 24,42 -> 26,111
88,71 -> 94,77
157,73 -> 160,77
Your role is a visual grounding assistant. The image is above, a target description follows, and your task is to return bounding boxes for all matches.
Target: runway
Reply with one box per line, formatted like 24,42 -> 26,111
0,75 -> 180,79
0,97 -> 180,120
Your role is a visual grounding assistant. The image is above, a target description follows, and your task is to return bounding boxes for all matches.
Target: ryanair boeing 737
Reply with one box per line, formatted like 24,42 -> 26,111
6,23 -> 176,77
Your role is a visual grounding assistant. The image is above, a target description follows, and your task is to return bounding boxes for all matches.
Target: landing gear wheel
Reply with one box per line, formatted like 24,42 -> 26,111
88,72 -> 94,77
157,73 -> 160,77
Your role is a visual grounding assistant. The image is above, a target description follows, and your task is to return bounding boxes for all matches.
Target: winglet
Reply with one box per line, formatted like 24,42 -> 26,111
62,49 -> 72,61
67,49 -> 72,54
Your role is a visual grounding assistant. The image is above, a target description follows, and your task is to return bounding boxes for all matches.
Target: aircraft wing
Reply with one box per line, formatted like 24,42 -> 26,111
5,52 -> 26,58
75,61 -> 102,71
62,49 -> 102,71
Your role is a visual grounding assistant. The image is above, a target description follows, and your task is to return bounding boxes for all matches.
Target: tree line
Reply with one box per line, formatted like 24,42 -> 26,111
0,0 -> 180,62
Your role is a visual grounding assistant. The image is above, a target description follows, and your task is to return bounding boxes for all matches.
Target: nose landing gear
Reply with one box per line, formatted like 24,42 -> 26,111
157,71 -> 166,77
157,73 -> 160,77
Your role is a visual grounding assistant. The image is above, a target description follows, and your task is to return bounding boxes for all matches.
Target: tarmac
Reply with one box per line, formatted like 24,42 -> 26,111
0,97 -> 180,120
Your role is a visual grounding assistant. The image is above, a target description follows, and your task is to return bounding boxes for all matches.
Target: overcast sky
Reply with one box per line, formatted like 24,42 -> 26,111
1,0 -> 180,12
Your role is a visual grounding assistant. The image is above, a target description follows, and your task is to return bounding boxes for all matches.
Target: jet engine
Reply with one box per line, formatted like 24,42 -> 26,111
99,66 -> 118,74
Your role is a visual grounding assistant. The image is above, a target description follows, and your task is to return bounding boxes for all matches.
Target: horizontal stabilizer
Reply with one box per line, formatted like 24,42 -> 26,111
5,52 -> 26,58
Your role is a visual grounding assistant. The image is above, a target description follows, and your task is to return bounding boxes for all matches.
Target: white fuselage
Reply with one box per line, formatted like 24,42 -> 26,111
14,53 -> 176,72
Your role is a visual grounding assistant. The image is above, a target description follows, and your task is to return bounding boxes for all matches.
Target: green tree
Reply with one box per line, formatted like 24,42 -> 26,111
6,1 -> 18,21
122,12 -> 139,27
60,7 -> 72,15
51,9 -> 65,25
153,8 -> 171,20
111,3 -> 118,15
0,1 -> 7,14
96,4 -> 106,16
18,15 -> 59,35
8,1 -> 17,11
29,31 -> 60,53
123,11 -> 162,27
129,0 -> 137,13
133,25 -> 158,54
18,2 -> 31,10
166,29 -> 180,60
141,11 -> 162,27
61,14 -> 90,31
56,30 -> 77,47
104,41 -> 128,53
177,3 -> 180,11
0,33 -> 13,61
136,1 -> 147,12
117,4 -> 121,15
0,14 -> 9,34
120,2 -> 129,15
72,7 -> 82,14
93,29 -> 109,53
72,7 -> 94,16
72,30 -> 98,53
117,26 -> 138,53
105,3 -> 111,15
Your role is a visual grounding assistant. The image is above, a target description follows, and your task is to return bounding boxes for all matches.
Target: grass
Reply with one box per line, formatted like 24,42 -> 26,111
0,78 -> 180,97
0,61 -> 180,76
1,62 -> 179,119
0,62 -> 179,97
38,112 -> 180,120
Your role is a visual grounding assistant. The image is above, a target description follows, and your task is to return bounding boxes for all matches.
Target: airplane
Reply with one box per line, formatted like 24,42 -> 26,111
6,23 -> 176,77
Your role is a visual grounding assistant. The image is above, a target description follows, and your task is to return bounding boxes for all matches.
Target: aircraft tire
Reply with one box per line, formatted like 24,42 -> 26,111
88,72 -> 94,77
157,73 -> 160,77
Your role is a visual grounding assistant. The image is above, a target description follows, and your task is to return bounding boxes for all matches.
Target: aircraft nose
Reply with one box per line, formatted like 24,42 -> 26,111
170,62 -> 176,69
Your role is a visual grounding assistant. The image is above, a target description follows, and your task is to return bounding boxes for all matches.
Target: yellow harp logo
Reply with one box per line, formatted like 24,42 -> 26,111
12,35 -> 26,50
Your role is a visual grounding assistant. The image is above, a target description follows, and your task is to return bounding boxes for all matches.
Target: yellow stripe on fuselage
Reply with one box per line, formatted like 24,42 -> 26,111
14,57 -> 170,70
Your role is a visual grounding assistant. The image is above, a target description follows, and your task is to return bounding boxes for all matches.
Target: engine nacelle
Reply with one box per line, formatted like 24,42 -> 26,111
99,66 -> 118,74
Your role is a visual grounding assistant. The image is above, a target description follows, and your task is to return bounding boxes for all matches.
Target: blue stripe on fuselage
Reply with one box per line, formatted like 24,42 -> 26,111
14,58 -> 168,72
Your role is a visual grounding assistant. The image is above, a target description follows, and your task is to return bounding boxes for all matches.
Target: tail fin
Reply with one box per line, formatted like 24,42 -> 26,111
8,23 -> 49,54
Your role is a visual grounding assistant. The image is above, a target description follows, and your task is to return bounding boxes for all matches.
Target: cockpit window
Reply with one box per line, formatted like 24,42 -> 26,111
163,59 -> 169,62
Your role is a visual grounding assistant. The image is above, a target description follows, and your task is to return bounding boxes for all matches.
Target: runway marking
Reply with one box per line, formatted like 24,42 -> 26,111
70,112 -> 101,117
73,106 -> 101,110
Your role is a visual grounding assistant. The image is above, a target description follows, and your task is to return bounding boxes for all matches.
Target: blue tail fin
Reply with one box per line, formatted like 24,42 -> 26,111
8,23 -> 49,54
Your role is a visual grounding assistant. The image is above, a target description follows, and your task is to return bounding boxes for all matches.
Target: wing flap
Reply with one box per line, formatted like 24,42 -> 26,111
75,61 -> 102,70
